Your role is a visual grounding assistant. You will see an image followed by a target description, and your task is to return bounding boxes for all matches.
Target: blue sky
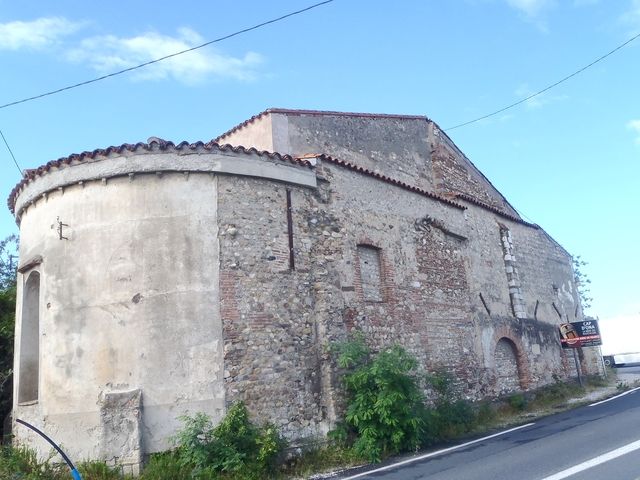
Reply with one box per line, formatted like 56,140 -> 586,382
0,0 -> 638,351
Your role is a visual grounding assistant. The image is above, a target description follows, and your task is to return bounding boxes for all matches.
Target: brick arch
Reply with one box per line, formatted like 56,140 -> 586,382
492,328 -> 531,392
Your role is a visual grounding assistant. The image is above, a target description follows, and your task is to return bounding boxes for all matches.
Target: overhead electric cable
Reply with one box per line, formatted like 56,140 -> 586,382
0,128 -> 22,175
445,31 -> 640,131
0,0 -> 334,111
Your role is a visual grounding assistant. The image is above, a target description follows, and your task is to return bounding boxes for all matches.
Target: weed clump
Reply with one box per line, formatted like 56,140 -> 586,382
171,402 -> 286,479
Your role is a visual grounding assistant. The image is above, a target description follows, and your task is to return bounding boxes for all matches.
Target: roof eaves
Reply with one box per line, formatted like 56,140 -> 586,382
305,153 -> 466,211
8,140 -> 312,215
454,193 -> 538,228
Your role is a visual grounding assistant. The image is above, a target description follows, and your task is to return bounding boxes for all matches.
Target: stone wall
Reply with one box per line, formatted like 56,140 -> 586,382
217,175 -> 329,440
220,110 -> 436,192
215,150 -> 601,438
10,110 -> 602,466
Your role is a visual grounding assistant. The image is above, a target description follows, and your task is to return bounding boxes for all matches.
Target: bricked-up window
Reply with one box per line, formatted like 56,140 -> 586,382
357,245 -> 383,302
494,337 -> 521,395
18,271 -> 40,403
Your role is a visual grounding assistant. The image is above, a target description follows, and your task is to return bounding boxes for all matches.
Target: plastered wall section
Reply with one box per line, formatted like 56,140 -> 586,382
13,171 -> 224,462
218,114 -> 274,151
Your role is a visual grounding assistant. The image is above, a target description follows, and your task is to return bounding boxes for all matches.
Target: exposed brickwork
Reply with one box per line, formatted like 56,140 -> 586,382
494,338 -> 522,394
492,327 -> 531,390
431,144 -> 506,212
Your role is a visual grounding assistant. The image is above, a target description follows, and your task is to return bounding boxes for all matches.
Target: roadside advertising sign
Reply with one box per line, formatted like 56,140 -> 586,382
559,320 -> 602,348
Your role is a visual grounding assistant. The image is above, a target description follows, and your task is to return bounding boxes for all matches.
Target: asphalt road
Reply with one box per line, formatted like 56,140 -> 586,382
336,386 -> 640,480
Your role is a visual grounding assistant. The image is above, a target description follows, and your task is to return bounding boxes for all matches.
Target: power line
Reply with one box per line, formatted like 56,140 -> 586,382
0,128 -> 22,175
445,31 -> 640,131
0,0 -> 334,111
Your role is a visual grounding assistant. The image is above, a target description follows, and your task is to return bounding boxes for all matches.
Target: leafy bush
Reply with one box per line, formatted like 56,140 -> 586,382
172,402 -> 285,478
333,335 -> 426,462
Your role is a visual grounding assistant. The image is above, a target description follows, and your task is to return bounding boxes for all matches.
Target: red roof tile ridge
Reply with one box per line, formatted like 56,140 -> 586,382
453,192 -> 539,228
213,109 -> 272,143
8,140 -> 312,215
301,153 -> 466,211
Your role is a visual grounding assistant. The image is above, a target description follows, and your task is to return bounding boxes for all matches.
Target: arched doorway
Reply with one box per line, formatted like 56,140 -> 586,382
494,337 -> 522,395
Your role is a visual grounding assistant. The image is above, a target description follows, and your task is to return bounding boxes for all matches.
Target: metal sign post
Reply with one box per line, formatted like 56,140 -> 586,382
572,349 -> 584,387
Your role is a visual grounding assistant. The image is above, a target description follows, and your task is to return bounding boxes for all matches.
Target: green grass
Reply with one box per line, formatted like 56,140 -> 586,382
281,443 -> 365,479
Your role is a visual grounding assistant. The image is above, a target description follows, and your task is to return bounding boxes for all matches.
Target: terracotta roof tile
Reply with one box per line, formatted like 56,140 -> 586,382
306,153 -> 466,211
453,192 -> 539,228
8,140 -> 312,215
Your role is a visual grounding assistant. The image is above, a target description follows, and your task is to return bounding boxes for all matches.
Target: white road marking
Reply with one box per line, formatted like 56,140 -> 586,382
539,439 -> 640,480
339,423 -> 536,480
589,386 -> 640,407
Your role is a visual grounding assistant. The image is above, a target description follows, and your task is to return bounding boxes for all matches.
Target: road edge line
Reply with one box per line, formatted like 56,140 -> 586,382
338,422 -> 536,480
539,438 -> 640,480
589,386 -> 640,407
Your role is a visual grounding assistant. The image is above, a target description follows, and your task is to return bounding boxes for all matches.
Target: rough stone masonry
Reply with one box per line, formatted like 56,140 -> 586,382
8,108 -> 601,471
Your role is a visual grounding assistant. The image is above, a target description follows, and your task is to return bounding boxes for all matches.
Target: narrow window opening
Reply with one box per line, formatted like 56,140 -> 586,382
357,245 -> 382,302
18,271 -> 40,404
286,189 -> 295,271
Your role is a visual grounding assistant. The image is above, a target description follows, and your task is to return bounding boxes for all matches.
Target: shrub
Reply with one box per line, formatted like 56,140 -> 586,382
172,402 -> 286,477
333,335 -> 426,462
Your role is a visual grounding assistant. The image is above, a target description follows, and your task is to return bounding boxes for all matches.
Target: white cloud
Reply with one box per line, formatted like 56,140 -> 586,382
506,0 -> 555,17
622,0 -> 640,33
515,83 -> 568,109
0,17 -> 84,50
66,28 -> 264,84
627,119 -> 640,144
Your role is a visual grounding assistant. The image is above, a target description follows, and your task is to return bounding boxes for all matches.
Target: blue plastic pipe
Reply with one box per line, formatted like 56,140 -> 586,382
15,418 -> 83,480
